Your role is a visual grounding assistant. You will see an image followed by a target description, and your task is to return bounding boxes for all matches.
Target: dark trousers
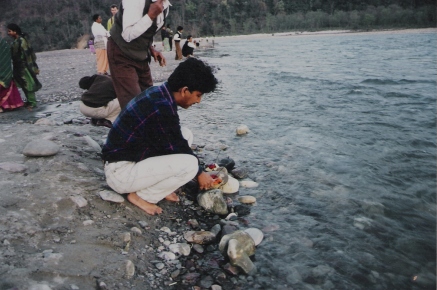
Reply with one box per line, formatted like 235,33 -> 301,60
107,37 -> 153,109
169,37 -> 173,50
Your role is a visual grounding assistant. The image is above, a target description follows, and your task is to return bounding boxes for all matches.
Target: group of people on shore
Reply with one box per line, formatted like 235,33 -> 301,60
0,24 -> 41,113
82,0 -> 219,216
163,25 -> 197,59
2,0 -> 221,217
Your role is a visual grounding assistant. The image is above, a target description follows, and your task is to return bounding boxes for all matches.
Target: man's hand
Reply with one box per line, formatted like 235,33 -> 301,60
150,46 -> 166,67
197,172 -> 214,191
148,0 -> 164,20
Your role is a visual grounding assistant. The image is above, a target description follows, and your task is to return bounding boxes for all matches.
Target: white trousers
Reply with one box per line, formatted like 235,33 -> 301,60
104,127 -> 197,204
79,99 -> 121,123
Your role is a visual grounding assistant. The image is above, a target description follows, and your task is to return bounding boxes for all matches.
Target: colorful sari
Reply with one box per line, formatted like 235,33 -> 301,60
0,37 -> 23,111
10,35 -> 42,107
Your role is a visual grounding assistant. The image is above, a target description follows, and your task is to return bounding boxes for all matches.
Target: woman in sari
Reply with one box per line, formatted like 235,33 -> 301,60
0,37 -> 24,113
7,23 -> 42,109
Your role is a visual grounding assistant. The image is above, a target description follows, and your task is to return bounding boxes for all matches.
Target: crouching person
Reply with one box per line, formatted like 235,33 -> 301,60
102,58 -> 218,215
79,74 -> 121,128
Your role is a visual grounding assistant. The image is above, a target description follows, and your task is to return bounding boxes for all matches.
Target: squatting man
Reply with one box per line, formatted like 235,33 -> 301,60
102,58 -> 218,215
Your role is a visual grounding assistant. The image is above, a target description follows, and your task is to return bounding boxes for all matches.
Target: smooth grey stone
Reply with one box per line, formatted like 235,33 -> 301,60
23,139 -> 60,157
197,189 -> 228,215
99,190 -> 124,203
231,168 -> 249,179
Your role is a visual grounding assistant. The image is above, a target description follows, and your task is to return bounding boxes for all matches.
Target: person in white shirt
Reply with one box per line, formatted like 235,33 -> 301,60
107,0 -> 169,109
173,25 -> 183,60
91,14 -> 110,75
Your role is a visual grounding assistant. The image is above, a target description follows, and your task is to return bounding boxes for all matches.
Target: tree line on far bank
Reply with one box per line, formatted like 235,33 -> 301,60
0,0 -> 435,52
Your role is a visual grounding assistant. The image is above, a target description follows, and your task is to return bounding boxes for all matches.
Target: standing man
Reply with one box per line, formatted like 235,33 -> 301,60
91,14 -> 110,75
167,24 -> 174,51
161,25 -> 170,51
173,26 -> 183,60
102,58 -> 218,215
108,0 -> 169,109
107,4 -> 118,31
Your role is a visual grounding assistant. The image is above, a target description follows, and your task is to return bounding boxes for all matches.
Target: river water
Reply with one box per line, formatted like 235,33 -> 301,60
180,31 -> 436,289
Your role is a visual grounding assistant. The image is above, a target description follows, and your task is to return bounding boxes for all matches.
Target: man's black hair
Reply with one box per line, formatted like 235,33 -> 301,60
168,58 -> 218,94
92,14 -> 100,21
177,26 -> 183,31
110,4 -> 118,8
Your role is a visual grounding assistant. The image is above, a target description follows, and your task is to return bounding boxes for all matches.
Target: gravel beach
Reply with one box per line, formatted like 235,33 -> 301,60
0,45 -> 238,289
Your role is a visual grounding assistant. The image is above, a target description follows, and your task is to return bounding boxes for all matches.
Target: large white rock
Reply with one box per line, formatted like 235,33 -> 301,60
220,176 -> 239,194
236,125 -> 249,135
22,139 -> 60,157
244,228 -> 264,246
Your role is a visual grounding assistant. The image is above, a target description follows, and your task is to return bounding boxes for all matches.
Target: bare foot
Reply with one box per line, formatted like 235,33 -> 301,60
127,192 -> 163,215
164,192 -> 180,202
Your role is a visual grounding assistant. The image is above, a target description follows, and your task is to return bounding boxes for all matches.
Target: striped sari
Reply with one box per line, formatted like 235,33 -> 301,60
0,37 -> 23,111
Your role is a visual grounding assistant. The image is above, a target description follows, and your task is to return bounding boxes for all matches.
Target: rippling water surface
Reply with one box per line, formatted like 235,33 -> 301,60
180,31 -> 436,289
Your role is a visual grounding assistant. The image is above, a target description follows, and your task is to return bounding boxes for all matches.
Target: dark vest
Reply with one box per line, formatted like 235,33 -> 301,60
110,0 -> 167,61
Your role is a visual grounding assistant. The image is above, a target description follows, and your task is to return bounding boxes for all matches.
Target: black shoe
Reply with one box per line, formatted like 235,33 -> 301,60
96,119 -> 113,129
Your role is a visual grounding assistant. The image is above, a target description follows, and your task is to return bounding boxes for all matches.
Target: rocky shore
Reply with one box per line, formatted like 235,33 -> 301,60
0,46 -> 264,290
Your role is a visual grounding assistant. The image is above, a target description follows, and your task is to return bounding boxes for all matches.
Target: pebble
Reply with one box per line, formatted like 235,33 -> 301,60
34,118 -> 56,126
192,244 -> 204,254
131,227 -> 142,235
138,221 -> 149,228
70,196 -> 88,208
210,224 -> 221,237
83,220 -> 94,226
184,231 -> 216,245
0,162 -> 27,173
99,190 -> 125,203
188,219 -> 200,229
155,262 -> 165,270
125,260 -> 135,278
240,180 -> 259,188
22,139 -> 60,157
169,243 -> 191,256
160,226 -> 171,233
238,195 -> 257,204
158,251 -> 176,261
